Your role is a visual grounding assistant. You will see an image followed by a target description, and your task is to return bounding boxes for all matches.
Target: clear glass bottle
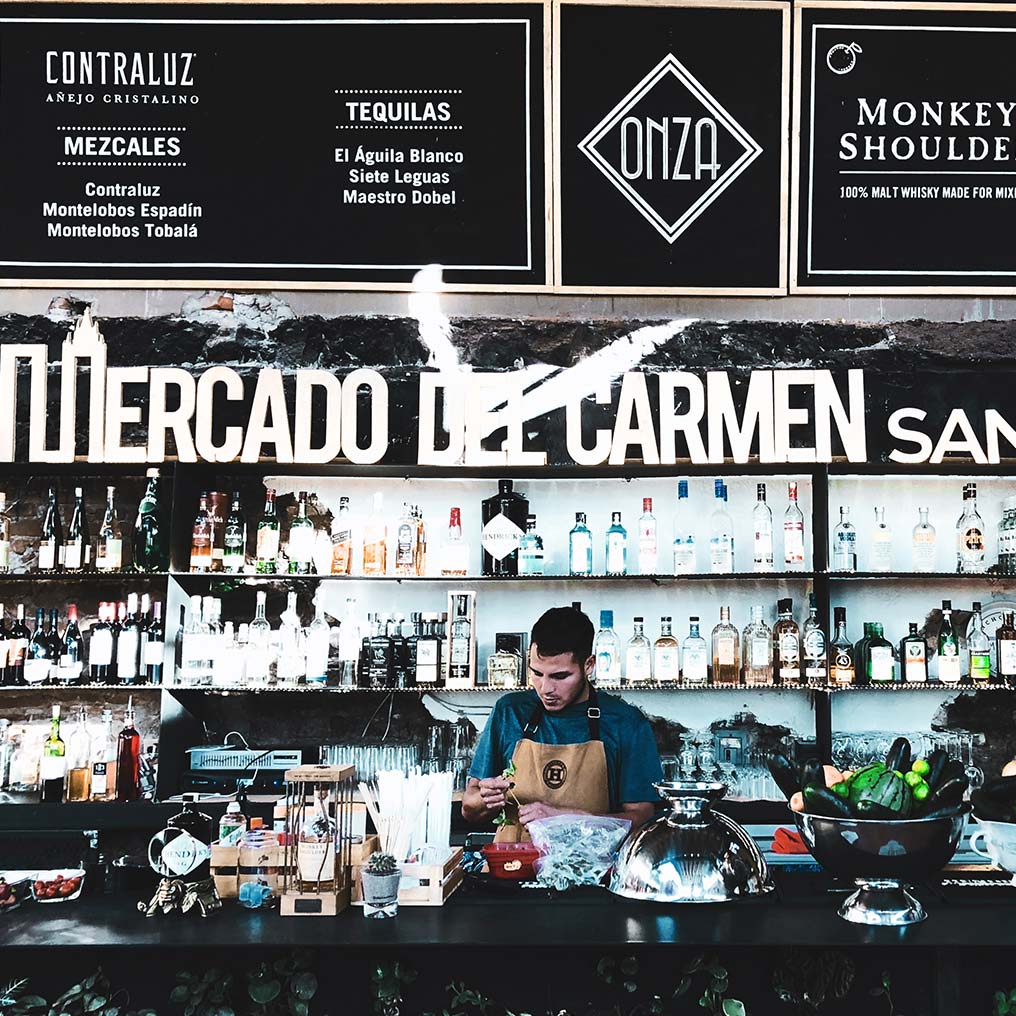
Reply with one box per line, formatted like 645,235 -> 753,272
829,606 -> 854,686
870,506 -> 893,572
901,622 -> 927,683
802,593 -> 827,684
784,481 -> 806,570
38,487 -> 63,572
624,616 -> 652,684
867,623 -> 895,684
742,606 -> 773,687
653,616 -> 681,683
752,483 -> 774,573
519,514 -> 545,576
255,488 -> 280,574
305,600 -> 331,686
39,704 -> 66,803
681,617 -> 708,687
96,485 -> 122,572
394,502 -> 416,577
134,469 -> 167,573
605,512 -> 628,576
956,483 -> 986,574
637,498 -> 658,575
288,491 -> 316,575
996,611 -> 1016,684
222,491 -> 246,574
486,634 -> 523,689
189,492 -> 213,573
709,479 -> 734,573
0,492 -> 9,574
362,492 -> 388,576
831,506 -> 857,572
275,591 -> 305,686
968,600 -> 992,683
180,594 -> 211,686
337,596 -> 361,688
710,606 -> 740,685
64,487 -> 90,571
448,594 -> 474,686
593,610 -> 622,688
89,708 -> 116,801
330,496 -> 354,575
911,507 -> 937,572
672,479 -> 696,574
439,507 -> 470,577
296,787 -> 337,893
772,598 -> 802,686
65,705 -> 91,802
569,512 -> 593,577
938,599 -> 961,684
246,591 -> 272,686
413,505 -> 427,577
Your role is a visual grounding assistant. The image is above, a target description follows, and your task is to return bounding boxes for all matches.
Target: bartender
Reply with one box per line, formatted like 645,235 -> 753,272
463,606 -> 663,842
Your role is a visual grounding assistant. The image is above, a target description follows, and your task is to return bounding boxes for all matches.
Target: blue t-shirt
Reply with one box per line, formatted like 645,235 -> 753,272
468,689 -> 663,811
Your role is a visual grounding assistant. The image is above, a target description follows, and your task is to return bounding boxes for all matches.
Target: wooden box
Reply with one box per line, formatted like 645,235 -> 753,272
210,842 -> 292,900
351,847 -> 464,907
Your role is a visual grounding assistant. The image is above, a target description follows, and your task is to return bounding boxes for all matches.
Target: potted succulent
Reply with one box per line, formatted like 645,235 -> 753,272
360,851 -> 401,919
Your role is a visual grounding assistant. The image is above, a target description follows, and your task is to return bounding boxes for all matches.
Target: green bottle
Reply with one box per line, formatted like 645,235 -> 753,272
255,489 -> 279,574
134,469 -> 167,572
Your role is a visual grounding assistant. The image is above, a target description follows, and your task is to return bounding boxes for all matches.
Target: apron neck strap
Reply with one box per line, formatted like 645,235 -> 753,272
522,683 -> 601,741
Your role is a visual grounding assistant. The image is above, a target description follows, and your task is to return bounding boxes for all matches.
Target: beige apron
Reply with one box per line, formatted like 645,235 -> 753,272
495,685 -> 610,844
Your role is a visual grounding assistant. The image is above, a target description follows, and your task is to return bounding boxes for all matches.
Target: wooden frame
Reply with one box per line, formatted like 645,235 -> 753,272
551,0 -> 791,296
790,0 -> 1016,295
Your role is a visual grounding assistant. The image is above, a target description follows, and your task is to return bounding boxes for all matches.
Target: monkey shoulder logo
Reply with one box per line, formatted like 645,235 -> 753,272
543,759 -> 568,790
578,53 -> 763,244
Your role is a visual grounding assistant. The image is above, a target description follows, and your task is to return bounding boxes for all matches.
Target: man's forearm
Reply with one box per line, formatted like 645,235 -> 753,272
462,784 -> 499,823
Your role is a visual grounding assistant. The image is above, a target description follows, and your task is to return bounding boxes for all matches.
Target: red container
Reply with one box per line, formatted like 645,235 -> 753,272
481,842 -> 542,881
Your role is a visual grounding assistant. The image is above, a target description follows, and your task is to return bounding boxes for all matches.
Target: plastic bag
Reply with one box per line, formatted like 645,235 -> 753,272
527,815 -> 631,890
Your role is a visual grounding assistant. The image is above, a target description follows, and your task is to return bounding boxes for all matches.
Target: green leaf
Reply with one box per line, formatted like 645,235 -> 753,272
87,997 -> 109,1012
171,985 -> 191,1003
289,1002 -> 308,1016
103,1007 -> 120,1016
711,967 -> 728,981
997,995 -> 1009,1009
84,976 -> 99,992
620,958 -> 638,977
698,997 -> 709,1009
721,1001 -> 746,1016
290,974 -> 317,1001
674,977 -> 692,998
1010,990 -> 1016,1004
686,956 -> 704,974
623,982 -> 637,994
247,981 -> 281,1005
649,997 -> 664,1016
184,1006 -> 195,1016
715,979 -> 729,994
176,975 -> 196,985
881,972 -> 892,991
20,998 -> 48,1009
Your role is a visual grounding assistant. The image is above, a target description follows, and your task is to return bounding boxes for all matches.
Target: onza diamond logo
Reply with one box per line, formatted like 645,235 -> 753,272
578,53 -> 763,244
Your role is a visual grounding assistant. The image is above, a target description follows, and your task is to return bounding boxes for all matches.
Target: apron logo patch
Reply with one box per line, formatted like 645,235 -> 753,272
543,759 -> 568,790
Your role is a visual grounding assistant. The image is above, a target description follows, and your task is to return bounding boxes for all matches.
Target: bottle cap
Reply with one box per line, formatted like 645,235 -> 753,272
634,616 -> 644,623
611,511 -> 622,523
943,599 -> 952,610
499,479 -> 513,492
714,479 -> 724,496
973,601 -> 982,612
576,511 -> 586,523
661,615 -> 671,623
834,606 -> 846,623
250,817 -> 264,830
689,616 -> 699,624
643,498 -> 652,512
778,598 -> 792,613
678,480 -> 688,498
757,483 -> 766,499
600,610 -> 614,628
226,801 -> 242,815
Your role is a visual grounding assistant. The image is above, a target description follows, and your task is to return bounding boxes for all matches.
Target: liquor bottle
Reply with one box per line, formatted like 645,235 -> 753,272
853,622 -> 873,687
996,611 -> 1016,684
519,515 -> 545,576
637,498 -> 658,574
255,488 -> 280,574
134,469 -> 167,572
901,623 -> 927,683
568,512 -> 593,576
709,479 -> 734,573
162,796 -> 214,883
143,601 -> 164,684
116,592 -> 142,685
956,483 -> 986,574
38,486 -> 63,572
710,606 -> 740,685
772,598 -> 802,686
189,492 -> 213,573
89,709 -> 116,801
653,616 -> 681,683
246,591 -> 272,685
448,594 -> 474,686
65,705 -> 91,802
288,491 -> 316,575
911,507 -> 937,572
113,602 -> 127,676
681,617 -> 708,687
336,597 -> 361,687
593,610 -> 622,687
831,506 -> 857,572
830,607 -> 854,686
867,623 -> 895,684
0,607 -> 11,686
968,601 -> 992,683
487,634 -> 523,689
330,496 -> 354,575
938,599 -> 961,684
870,506 -> 893,572
9,604 -> 29,686
25,607 -> 54,685
362,492 -> 388,576
367,614 -> 395,688
802,594 -> 828,684
413,506 -> 427,577
624,617 -> 652,684
89,602 -> 115,683
39,705 -> 66,803
480,480 -> 529,577
752,483 -> 774,573
115,698 -> 142,802
222,491 -> 246,574
439,507 -> 469,577
605,512 -> 628,576
57,604 -> 85,685
0,492 -> 9,574
742,606 -> 773,687
393,502 -> 416,577
784,481 -> 806,570
95,485 -> 123,572
673,479 -> 696,574
64,487 -> 90,571
275,592 -> 305,686
180,594 -> 210,685
305,601 -> 331,686
414,613 -> 443,687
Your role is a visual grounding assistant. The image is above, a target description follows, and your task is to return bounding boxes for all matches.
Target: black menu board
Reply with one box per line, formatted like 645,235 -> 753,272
794,2 -> 1016,293
555,0 -> 790,294
0,2 -> 548,288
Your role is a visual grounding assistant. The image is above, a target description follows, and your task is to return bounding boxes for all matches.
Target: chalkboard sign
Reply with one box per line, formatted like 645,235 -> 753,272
0,2 -> 548,290
555,0 -> 790,294
793,2 -> 1016,293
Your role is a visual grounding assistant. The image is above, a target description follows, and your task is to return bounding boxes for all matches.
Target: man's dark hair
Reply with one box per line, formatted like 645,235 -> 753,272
530,606 -> 594,664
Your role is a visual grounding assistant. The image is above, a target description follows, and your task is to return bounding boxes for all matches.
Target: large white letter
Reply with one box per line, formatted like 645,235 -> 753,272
195,367 -> 244,462
341,369 -> 388,464
147,368 -> 196,462
773,370 -> 817,463
815,369 -> 866,463
103,366 -> 149,463
566,385 -> 612,466
293,370 -> 342,463
930,409 -> 987,464
241,368 -> 294,463
887,407 -> 932,464
503,373 -> 546,466
464,373 -> 508,466
658,373 -> 707,464
706,371 -> 775,464
609,372 -> 659,465
985,409 -> 1016,464
418,372 -> 465,466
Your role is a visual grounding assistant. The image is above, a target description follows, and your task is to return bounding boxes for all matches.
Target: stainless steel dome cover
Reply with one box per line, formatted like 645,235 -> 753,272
608,781 -> 774,903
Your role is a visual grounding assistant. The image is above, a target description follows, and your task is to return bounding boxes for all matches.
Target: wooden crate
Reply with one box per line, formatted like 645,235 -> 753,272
351,847 -> 464,907
210,843 -> 292,900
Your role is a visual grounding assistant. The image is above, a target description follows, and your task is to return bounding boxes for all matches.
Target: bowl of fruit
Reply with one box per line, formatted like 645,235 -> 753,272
769,739 -> 968,926
31,869 -> 85,903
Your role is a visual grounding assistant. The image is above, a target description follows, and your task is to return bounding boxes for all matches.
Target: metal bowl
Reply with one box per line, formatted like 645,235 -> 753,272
793,808 -> 968,925
608,781 -> 773,903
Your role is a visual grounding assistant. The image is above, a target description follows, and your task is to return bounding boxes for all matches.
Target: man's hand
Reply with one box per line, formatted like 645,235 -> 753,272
476,776 -> 511,812
518,802 -> 572,825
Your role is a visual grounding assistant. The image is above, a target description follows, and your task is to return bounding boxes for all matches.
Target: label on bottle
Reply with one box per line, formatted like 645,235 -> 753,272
97,538 -> 122,571
870,536 -> 893,572
143,640 -> 165,666
751,637 -> 770,663
256,527 -> 280,563
569,533 -> 592,575
24,657 -> 52,684
39,753 -> 66,782
803,630 -> 826,680
961,527 -> 985,553
595,648 -> 621,685
91,761 -> 108,797
331,534 -> 353,575
182,633 -> 216,663
904,640 -> 927,682
64,538 -> 82,571
654,646 -> 680,681
625,646 -> 651,682
288,526 -> 316,567
305,632 -> 329,683
638,526 -> 656,573
832,647 -> 853,684
912,532 -> 936,570
717,636 -> 736,666
605,534 -> 626,575
396,524 -> 415,568
415,639 -> 440,683
753,528 -> 774,570
939,649 -> 961,683
1000,639 -> 1016,676
223,543 -> 244,572
90,629 -> 113,667
778,633 -> 800,679
482,513 -> 525,562
673,540 -> 695,575
784,522 -> 805,565
709,536 -> 733,574
832,532 -> 856,570
38,539 -> 56,570
869,645 -> 894,682
487,653 -> 521,689
297,840 -> 335,884
0,538 -> 8,571
117,631 -> 140,679
158,831 -> 212,877
57,657 -> 82,682
451,626 -> 471,665
971,652 -> 992,681
682,647 -> 707,684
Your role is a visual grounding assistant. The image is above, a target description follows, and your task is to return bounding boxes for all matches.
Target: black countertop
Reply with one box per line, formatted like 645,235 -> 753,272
3,872 -> 1016,951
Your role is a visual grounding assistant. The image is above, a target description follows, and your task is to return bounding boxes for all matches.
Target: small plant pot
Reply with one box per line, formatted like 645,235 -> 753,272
361,871 -> 401,919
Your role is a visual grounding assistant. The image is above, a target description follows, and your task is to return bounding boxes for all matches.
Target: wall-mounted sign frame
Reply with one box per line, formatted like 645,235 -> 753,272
792,1 -> 1016,294
553,0 -> 790,295
0,0 -> 552,292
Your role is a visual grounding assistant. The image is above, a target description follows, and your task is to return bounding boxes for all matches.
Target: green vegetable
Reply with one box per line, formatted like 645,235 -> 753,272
917,775 -> 967,814
767,753 -> 801,801
847,762 -> 887,800
855,800 -> 904,820
911,758 -> 931,777
904,771 -> 924,789
850,769 -> 912,817
912,781 -> 930,802
493,762 -> 518,827
925,749 -> 949,790
885,737 -> 912,774
801,759 -> 824,792
831,781 -> 850,798
803,785 -> 853,817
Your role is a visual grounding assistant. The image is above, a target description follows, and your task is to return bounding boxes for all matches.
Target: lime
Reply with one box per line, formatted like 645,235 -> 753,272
912,759 -> 931,777
913,781 -> 930,801
831,781 -> 850,798
904,771 -> 923,788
